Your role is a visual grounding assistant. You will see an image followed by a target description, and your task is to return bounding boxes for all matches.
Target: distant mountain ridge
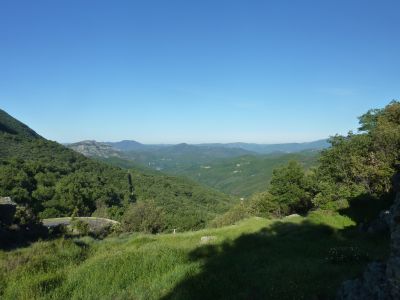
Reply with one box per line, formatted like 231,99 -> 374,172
66,140 -> 258,169
105,140 -> 168,152
67,139 -> 329,169
199,139 -> 330,154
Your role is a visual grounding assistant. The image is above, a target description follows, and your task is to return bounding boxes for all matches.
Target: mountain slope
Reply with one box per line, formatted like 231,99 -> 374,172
67,140 -> 122,158
0,109 -> 40,139
0,109 -> 235,230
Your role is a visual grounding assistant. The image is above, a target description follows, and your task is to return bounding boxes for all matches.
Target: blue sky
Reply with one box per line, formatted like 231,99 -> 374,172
1,0 -> 399,144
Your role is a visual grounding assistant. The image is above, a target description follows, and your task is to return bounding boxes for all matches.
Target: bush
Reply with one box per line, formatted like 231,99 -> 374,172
71,220 -> 90,236
210,202 -> 249,227
247,192 -> 281,218
122,201 -> 166,234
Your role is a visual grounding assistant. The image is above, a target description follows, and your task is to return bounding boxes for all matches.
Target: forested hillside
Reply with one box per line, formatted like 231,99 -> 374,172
0,109 -> 235,231
162,152 -> 318,197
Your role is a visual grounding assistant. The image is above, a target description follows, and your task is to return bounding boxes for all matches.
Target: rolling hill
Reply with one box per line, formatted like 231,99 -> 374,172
105,139 -> 330,154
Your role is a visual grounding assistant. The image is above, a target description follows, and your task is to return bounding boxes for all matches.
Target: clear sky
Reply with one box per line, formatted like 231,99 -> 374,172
1,0 -> 399,144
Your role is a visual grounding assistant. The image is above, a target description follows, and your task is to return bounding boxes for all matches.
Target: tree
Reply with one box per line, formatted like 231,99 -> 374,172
269,161 -> 313,215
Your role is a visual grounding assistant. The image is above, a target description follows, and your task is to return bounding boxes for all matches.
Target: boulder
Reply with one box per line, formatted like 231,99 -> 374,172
337,174 -> 400,300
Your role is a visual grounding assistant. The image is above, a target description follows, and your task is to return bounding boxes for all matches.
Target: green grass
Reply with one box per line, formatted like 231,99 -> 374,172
0,211 -> 389,300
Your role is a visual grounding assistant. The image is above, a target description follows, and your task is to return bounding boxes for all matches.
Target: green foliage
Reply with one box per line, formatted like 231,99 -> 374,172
122,201 -> 166,234
269,160 -> 314,215
247,191 -> 281,218
71,220 -> 90,236
130,170 -> 234,231
211,192 -> 283,228
314,100 -> 400,211
210,202 -> 249,227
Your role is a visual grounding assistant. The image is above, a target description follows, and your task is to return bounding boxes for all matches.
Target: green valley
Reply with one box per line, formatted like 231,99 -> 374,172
69,141 -> 321,197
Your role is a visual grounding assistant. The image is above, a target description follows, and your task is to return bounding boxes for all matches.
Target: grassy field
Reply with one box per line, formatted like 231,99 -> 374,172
0,211 -> 389,300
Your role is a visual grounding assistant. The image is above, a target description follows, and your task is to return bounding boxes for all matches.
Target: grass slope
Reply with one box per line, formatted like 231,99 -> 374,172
0,211 -> 389,299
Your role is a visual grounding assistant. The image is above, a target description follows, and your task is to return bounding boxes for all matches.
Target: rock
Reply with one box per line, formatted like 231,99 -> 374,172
336,174 -> 400,300
337,262 -> 388,300
200,236 -> 217,244
286,214 -> 300,218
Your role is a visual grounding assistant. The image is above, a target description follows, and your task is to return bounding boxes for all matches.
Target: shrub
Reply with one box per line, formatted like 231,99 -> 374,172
71,220 -> 90,236
247,192 -> 281,218
122,200 -> 166,234
210,202 -> 249,227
